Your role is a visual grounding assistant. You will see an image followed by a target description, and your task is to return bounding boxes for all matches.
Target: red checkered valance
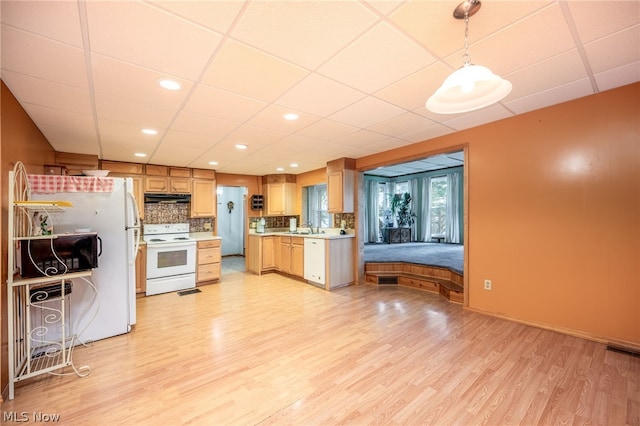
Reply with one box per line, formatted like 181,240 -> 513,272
28,174 -> 115,194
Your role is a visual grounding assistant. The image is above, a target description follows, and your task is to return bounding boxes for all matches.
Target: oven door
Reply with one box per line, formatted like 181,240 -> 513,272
146,242 -> 196,279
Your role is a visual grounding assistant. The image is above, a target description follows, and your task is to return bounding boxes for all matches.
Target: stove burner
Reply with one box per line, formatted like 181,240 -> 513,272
174,237 -> 190,240
149,238 -> 165,242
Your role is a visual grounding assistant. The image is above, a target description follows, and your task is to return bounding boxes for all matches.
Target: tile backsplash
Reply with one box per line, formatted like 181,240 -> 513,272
144,203 -> 214,232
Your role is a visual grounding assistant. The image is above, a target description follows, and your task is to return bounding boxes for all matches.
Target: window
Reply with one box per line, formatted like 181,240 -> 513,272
430,176 -> 447,236
303,184 -> 330,228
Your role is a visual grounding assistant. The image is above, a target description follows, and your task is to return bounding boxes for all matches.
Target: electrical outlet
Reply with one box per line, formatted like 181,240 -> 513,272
204,222 -> 211,230
484,279 -> 492,290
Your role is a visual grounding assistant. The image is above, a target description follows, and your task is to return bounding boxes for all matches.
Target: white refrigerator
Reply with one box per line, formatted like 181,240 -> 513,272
31,177 -> 140,343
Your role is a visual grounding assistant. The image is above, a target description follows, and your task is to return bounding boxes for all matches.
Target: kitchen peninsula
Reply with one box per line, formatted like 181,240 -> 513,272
247,230 -> 354,291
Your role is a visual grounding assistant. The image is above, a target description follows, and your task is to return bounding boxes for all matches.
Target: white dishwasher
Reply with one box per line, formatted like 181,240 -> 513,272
303,238 -> 325,285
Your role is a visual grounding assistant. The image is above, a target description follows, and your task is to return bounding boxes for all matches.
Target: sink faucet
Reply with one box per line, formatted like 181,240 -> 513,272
307,222 -> 315,234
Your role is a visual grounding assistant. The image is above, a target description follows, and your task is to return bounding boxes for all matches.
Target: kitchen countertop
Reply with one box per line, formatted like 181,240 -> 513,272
190,232 -> 222,241
249,230 -> 354,240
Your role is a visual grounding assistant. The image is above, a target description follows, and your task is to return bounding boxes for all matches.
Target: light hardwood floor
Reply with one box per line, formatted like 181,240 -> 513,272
3,272 -> 639,425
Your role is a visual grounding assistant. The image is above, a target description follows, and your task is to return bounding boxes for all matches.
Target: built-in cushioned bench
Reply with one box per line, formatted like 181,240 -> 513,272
364,262 -> 463,303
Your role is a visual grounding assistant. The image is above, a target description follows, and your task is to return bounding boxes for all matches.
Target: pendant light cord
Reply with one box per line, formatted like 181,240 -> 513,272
462,9 -> 471,66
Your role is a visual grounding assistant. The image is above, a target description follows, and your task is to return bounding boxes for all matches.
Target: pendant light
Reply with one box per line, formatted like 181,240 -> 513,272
426,0 -> 511,114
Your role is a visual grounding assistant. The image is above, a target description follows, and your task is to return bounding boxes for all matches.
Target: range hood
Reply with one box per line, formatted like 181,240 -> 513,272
144,193 -> 191,204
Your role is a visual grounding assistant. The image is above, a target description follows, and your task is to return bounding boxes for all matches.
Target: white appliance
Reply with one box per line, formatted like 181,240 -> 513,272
31,177 -> 140,342
304,238 -> 325,286
143,223 -> 196,296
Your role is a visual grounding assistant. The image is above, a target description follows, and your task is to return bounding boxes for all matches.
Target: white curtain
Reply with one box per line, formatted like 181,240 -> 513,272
445,172 -> 461,243
421,176 -> 431,242
410,178 -> 419,241
364,179 -> 379,243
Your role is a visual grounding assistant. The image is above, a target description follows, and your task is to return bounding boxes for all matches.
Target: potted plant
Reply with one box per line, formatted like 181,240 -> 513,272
390,192 -> 416,228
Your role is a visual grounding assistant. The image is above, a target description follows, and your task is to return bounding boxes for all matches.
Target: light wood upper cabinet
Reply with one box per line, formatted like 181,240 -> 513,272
191,179 -> 216,218
169,178 -> 191,193
327,158 -> 355,213
144,176 -> 168,193
144,176 -> 191,193
101,160 -> 143,175
263,174 -> 296,216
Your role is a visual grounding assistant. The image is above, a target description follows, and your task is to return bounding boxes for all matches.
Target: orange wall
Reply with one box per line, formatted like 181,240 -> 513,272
0,81 -> 57,399
357,83 -> 640,347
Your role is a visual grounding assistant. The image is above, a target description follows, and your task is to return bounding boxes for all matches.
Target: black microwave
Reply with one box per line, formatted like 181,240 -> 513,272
19,233 -> 101,278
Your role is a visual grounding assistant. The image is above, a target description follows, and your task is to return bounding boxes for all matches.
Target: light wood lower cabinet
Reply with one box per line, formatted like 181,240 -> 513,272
279,236 -> 304,278
247,235 -> 277,274
197,239 -> 221,284
136,243 -> 147,296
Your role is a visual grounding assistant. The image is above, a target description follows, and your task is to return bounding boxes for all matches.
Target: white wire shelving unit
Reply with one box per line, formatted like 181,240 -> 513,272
7,162 -> 92,400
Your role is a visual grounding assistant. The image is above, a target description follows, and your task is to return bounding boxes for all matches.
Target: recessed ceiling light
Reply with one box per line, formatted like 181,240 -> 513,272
158,79 -> 181,91
134,153 -> 147,157
284,113 -> 299,121
276,167 -> 284,171
142,128 -> 158,135
235,144 -> 248,150
209,161 -> 218,166
290,163 -> 298,167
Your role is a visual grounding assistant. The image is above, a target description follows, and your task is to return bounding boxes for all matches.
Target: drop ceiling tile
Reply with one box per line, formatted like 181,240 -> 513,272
503,50 -> 588,101
364,0 -> 404,16
329,96 -> 405,129
1,1 -> 83,47
85,1 -> 222,80
149,144 -> 205,167
2,71 -> 92,114
398,124 -> 455,144
505,79 -> 595,115
318,22 -> 435,94
91,55 -> 192,108
183,84 -> 267,122
148,0 -> 245,33
276,73 -> 366,117
96,118 -> 162,148
162,129 -> 221,149
442,104 -> 513,131
332,129 -> 391,148
391,1 -> 550,58
22,103 -> 94,135
568,1 -> 640,44
201,39 -> 308,102
37,121 -> 98,148
454,3 -> 576,76
101,140 -> 158,161
374,62 -> 452,111
269,134 -> 326,157
595,63 -> 640,91
584,26 -> 640,74
337,146 -> 378,160
369,112 -> 436,138
295,119 -> 360,141
232,1 -> 379,69
95,94 -> 178,128
366,137 -> 415,153
221,124 -> 287,148
1,25 -> 89,88
247,104 -> 320,133
171,111 -> 239,141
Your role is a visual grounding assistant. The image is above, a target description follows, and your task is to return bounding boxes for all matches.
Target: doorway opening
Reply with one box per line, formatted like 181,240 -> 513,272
217,186 -> 247,274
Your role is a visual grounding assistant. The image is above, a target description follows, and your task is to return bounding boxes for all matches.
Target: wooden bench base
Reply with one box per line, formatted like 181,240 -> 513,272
365,263 -> 463,303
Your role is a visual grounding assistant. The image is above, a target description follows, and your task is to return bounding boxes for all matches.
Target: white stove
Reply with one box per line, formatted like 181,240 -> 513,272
143,223 -> 194,244
143,223 -> 196,296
